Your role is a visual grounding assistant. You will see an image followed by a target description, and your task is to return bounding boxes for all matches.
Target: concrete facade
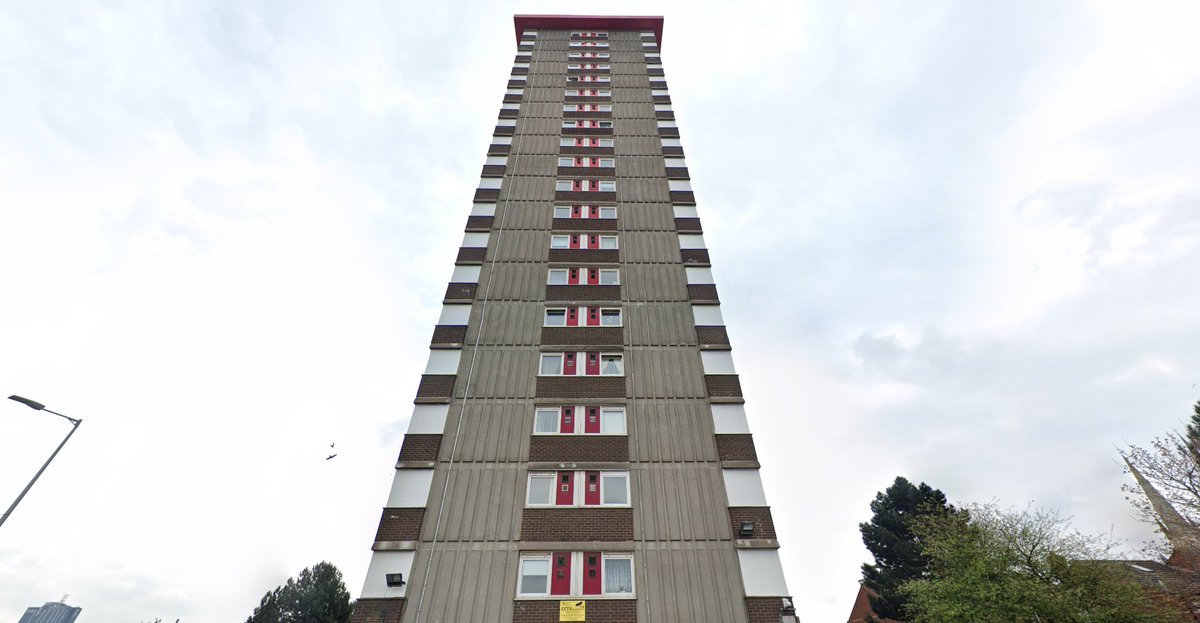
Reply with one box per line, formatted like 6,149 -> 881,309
354,16 -> 795,623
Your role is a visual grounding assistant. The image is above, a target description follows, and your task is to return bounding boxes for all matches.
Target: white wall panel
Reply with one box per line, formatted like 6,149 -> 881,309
407,404 -> 450,434
692,304 -> 724,326
450,265 -> 481,283
478,177 -> 503,189
438,304 -> 472,325
737,550 -> 790,596
701,350 -> 737,374
386,469 -> 434,507
712,405 -> 750,433
678,233 -> 706,249
686,267 -> 715,284
723,469 -> 767,506
361,551 -> 415,598
424,350 -> 462,375
461,232 -> 489,247
669,179 -> 693,191
471,203 -> 496,216
674,206 -> 698,218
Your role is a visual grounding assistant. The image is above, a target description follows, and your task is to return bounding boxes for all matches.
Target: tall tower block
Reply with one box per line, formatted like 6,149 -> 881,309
353,15 -> 797,623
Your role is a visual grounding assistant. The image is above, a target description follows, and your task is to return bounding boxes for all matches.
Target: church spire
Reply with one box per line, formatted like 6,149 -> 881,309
1125,456 -> 1200,570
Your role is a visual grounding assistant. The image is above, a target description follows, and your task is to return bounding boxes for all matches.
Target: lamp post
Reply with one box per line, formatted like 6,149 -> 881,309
1,395 -> 82,529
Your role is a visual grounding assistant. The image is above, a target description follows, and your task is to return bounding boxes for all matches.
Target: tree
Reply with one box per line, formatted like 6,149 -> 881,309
859,476 -> 955,621
900,504 -> 1184,623
246,561 -> 352,623
1122,398 -> 1200,555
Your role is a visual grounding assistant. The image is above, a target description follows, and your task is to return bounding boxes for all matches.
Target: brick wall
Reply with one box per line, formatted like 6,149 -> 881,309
529,435 -> 629,462
444,283 -> 477,301
416,375 -> 456,400
746,597 -> 787,623
729,507 -> 777,540
513,599 -> 636,623
521,507 -> 634,541
680,248 -> 710,265
397,434 -> 442,463
553,218 -> 618,231
536,376 -> 626,399
456,247 -> 486,263
675,217 -> 702,232
716,434 -> 757,462
541,327 -> 623,347
431,325 -> 467,346
374,508 -> 425,542
688,284 -> 719,302
548,249 -> 620,263
350,598 -> 405,623
695,325 -> 729,346
545,285 -> 622,302
705,374 -> 742,398
465,215 -> 494,231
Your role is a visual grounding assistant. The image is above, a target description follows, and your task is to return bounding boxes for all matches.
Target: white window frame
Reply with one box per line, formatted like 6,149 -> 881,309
600,406 -> 626,434
538,352 -> 624,376
599,206 -> 617,219
517,556 -> 552,596
598,269 -> 619,286
602,555 -> 635,596
598,180 -> 616,192
599,472 -> 630,506
598,138 -> 614,147
550,234 -> 571,248
599,307 -> 622,326
555,180 -> 574,191
600,353 -> 624,375
598,235 -> 618,249
539,353 -> 565,375
526,473 -> 556,506
543,308 -> 568,326
547,269 -> 569,285
534,407 -> 561,433
553,205 -> 573,218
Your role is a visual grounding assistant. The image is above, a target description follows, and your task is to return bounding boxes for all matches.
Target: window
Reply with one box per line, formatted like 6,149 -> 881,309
547,269 -> 568,284
554,205 -> 617,220
527,470 -> 629,506
557,180 -> 615,193
526,474 -> 555,505
600,407 -> 626,434
600,308 -> 622,326
540,354 -> 563,375
560,137 -> 615,148
519,557 -> 551,596
555,180 -> 573,191
562,104 -> 612,113
550,235 -> 570,248
598,269 -> 619,285
539,352 -> 623,376
533,406 -> 625,435
534,408 -> 560,432
604,557 -> 634,595
598,180 -> 616,192
564,89 -> 611,98
544,309 -> 567,326
559,157 -> 614,168
601,473 -> 629,505
598,235 -> 618,249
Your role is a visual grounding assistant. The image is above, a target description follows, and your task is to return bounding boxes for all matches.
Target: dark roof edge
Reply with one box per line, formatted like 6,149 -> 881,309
513,15 -> 665,48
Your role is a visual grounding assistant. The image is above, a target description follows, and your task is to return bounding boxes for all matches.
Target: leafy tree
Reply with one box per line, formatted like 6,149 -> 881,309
859,476 -> 954,621
246,561 -> 352,623
901,504 -> 1184,623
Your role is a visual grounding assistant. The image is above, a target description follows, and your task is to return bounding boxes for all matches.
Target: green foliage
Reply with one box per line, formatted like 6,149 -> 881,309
1185,400 -> 1200,465
246,561 -> 352,623
859,476 -> 955,621
901,505 -> 1183,623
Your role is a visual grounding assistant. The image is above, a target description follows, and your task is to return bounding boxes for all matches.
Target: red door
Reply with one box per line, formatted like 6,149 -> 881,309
587,234 -> 599,249
560,406 -> 575,434
569,234 -> 581,249
573,179 -> 583,192
572,205 -> 582,218
587,268 -> 599,285
566,307 -> 579,326
585,352 -> 599,375
556,471 -> 574,506
584,470 -> 601,505
551,552 -> 572,595
568,268 -> 580,285
585,407 -> 600,434
564,352 -> 577,375
586,307 -> 599,326
588,205 -> 600,218
582,552 -> 602,595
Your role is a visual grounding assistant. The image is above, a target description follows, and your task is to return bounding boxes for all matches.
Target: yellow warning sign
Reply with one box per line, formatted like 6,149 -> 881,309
559,600 -> 586,621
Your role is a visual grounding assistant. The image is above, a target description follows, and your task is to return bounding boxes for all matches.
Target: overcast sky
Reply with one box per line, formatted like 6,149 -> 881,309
2,1 -> 1199,621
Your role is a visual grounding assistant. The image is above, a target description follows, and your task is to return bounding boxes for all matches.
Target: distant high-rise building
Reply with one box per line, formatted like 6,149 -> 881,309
352,14 -> 797,623
17,601 -> 81,623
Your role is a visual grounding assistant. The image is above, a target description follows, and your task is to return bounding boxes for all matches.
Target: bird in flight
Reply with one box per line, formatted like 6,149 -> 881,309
326,442 -> 337,460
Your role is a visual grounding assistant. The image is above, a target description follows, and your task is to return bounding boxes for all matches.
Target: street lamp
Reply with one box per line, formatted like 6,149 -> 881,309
1,395 -> 82,529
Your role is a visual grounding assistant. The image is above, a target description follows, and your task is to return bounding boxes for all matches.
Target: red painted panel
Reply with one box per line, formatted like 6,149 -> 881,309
556,471 -> 574,506
582,551 -> 602,595
586,307 -> 599,326
568,268 -> 580,285
564,352 -> 577,376
566,307 -> 579,326
585,407 -> 600,434
551,552 -> 572,595
584,470 -> 601,505
585,351 -> 599,376
588,205 -> 600,218
572,205 -> 582,218
560,406 -> 575,433
586,268 -> 599,285
569,234 -> 580,249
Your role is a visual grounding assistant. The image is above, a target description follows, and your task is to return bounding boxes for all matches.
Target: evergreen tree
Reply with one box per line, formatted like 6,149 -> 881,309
246,561 -> 352,623
1185,399 -> 1200,464
859,476 -> 954,621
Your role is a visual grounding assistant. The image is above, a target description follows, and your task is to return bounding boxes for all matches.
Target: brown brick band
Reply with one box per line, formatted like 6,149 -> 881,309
456,247 -> 485,264
688,284 -> 719,303
716,434 -> 757,462
397,434 -> 442,463
541,326 -> 623,347
431,325 -> 467,346
675,217 -> 702,232
545,285 -> 621,302
520,507 -> 634,541
513,598 -> 636,623
553,218 -> 618,232
465,215 -> 494,231
350,598 -> 405,623
444,283 -> 477,301
705,374 -> 742,398
529,435 -> 629,463
548,249 -> 619,264
416,375 -> 456,400
374,508 -> 425,542
536,376 -> 626,399
730,507 -> 777,540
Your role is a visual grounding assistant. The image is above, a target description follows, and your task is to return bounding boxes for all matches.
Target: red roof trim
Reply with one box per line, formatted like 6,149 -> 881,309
513,14 -> 664,48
